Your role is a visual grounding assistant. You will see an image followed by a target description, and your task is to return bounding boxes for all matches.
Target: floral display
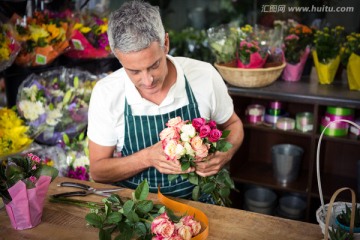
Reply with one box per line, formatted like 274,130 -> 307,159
312,26 -> 345,84
50,179 -> 207,240
16,67 -> 98,145
159,117 -> 234,207
207,24 -> 238,65
313,26 -> 345,64
12,11 -> 70,67
59,132 -> 90,181
0,108 -> 33,158
0,153 -> 58,229
237,39 -> 267,68
65,13 -> 111,59
151,212 -> 201,240
0,24 -> 20,71
341,32 -> 360,90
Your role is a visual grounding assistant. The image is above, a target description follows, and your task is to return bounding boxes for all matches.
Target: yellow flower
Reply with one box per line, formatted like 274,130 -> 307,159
73,23 -> 84,30
0,47 -> 10,61
29,24 -> 49,43
80,26 -> 91,34
46,24 -> 61,41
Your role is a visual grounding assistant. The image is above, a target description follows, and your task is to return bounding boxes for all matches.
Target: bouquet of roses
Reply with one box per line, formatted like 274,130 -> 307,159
51,179 -> 207,240
160,117 -> 235,207
16,67 -> 98,145
65,13 -> 111,59
11,11 -> 70,67
0,24 -> 20,71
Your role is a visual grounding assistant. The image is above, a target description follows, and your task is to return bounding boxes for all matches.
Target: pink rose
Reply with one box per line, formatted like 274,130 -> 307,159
151,213 -> 175,238
195,144 -> 209,160
164,140 -> 179,161
208,129 -> 222,142
180,216 -> 202,236
207,120 -> 217,129
160,127 -> 180,141
166,117 -> 186,130
190,135 -> 203,150
199,125 -> 211,138
177,225 -> 192,240
191,118 -> 206,131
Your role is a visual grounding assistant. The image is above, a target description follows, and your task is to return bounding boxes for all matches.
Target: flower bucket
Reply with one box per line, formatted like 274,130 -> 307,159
312,50 -> 340,85
282,47 -> 310,82
4,175 -> 51,230
347,53 -> 360,91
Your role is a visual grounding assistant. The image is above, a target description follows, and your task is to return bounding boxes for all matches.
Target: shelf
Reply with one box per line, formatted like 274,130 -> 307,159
230,161 -> 309,193
244,122 -> 313,138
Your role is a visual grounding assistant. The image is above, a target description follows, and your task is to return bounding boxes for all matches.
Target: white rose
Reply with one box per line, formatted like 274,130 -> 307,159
175,143 -> 186,159
180,124 -> 196,142
46,108 -> 63,126
19,100 -> 45,121
183,142 -> 195,157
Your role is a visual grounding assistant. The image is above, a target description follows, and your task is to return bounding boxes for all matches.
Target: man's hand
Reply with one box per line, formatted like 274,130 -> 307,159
194,151 -> 231,177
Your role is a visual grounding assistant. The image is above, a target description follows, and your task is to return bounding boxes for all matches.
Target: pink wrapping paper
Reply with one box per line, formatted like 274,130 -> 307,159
237,52 -> 268,68
282,47 -> 310,82
65,29 -> 110,59
5,175 -> 52,230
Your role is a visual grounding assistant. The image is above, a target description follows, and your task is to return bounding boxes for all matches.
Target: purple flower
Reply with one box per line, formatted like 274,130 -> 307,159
67,166 -> 89,181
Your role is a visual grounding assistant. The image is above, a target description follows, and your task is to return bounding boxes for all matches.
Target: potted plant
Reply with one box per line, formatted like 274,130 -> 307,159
336,204 -> 360,233
340,32 -> 360,90
328,226 -> 354,240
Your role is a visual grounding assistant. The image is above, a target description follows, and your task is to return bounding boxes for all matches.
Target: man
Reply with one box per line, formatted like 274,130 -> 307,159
87,0 -> 244,200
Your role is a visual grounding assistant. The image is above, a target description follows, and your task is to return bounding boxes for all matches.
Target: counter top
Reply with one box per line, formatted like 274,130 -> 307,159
0,177 -> 323,240
227,76 -> 360,108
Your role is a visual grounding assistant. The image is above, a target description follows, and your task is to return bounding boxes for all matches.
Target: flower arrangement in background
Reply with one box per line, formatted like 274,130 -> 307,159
0,152 -> 58,229
12,11 -> 70,67
65,13 -> 111,59
16,67 -> 98,145
0,108 -> 33,158
341,32 -> 360,66
237,39 -> 268,68
284,24 -> 313,64
59,131 -> 90,181
160,117 -> 234,207
313,26 -> 345,64
0,24 -> 20,71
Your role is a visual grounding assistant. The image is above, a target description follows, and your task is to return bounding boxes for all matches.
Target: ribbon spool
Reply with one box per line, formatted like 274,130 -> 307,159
246,104 -> 265,124
320,117 -> 349,137
296,112 -> 314,132
276,117 -> 295,131
269,101 -> 282,109
326,106 -> 354,116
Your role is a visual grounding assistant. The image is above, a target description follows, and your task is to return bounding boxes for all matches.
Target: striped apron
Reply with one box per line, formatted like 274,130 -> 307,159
117,78 -> 200,199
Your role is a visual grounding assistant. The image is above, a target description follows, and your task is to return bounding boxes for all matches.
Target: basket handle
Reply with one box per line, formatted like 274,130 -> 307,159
317,119 -> 360,208
323,187 -> 356,239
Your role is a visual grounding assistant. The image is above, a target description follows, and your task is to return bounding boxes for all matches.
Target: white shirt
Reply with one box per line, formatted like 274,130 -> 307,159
87,55 -> 234,151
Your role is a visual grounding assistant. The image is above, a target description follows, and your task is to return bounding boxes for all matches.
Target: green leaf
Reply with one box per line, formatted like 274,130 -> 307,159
74,76 -> 79,88
116,222 -> 133,240
188,173 -> 199,185
85,213 -> 103,228
136,200 -> 153,215
221,130 -> 231,138
181,161 -> 191,171
201,182 -> 216,194
63,133 -> 70,146
219,187 -> 230,198
192,185 -> 200,201
62,89 -> 73,105
134,222 -> 147,237
107,212 -> 122,224
34,165 -> 59,181
180,173 -> 188,180
216,140 -> 233,152
166,208 -> 182,223
134,180 -> 149,201
168,174 -> 179,182
126,210 -> 139,223
123,200 -> 134,215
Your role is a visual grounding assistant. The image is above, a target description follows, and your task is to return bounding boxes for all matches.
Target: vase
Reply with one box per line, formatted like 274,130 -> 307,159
4,175 -> 51,230
282,47 -> 310,82
312,50 -> 340,85
347,53 -> 360,90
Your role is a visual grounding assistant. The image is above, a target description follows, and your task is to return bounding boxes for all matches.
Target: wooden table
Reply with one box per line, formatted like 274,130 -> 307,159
0,177 -> 323,240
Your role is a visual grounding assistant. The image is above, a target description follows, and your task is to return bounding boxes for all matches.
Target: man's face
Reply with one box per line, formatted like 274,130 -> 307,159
115,40 -> 169,96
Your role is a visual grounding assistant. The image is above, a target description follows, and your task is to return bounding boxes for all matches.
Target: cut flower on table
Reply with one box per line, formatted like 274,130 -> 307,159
50,179 -> 208,240
160,117 -> 235,207
0,23 -> 20,71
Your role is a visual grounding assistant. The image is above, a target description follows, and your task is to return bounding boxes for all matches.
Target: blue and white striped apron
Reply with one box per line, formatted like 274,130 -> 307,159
117,78 -> 200,199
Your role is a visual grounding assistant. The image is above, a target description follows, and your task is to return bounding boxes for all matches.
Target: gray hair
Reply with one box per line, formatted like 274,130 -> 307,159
107,0 -> 165,53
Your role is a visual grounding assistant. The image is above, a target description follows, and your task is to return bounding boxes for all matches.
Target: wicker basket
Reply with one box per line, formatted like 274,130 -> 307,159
214,62 -> 286,88
316,119 -> 360,239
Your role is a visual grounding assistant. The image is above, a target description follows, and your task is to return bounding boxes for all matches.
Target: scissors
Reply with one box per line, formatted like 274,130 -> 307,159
52,181 -> 123,198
